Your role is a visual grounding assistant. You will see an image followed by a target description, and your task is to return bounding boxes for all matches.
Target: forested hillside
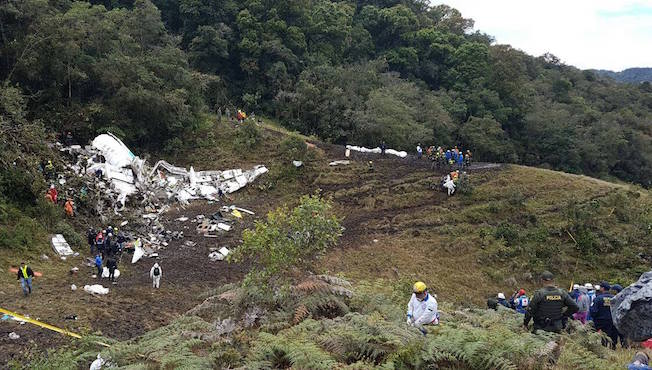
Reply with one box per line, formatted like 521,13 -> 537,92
594,68 -> 652,84
2,0 -> 651,187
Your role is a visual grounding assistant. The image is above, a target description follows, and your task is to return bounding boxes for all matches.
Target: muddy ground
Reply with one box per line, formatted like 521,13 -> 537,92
0,141 -> 499,366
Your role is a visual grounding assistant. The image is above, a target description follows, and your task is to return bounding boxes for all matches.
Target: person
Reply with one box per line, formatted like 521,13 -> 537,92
17,262 -> 35,296
584,282 -> 596,320
610,283 -> 627,347
416,144 -> 423,159
116,230 -> 126,253
524,271 -> 579,333
573,286 -> 590,324
44,160 -> 55,180
64,131 -> 73,146
628,352 -> 651,370
497,293 -> 510,308
406,281 -> 439,335
513,289 -> 530,314
487,297 -> 498,310
150,263 -> 162,289
445,150 -> 452,166
464,151 -> 471,167
47,185 -> 58,204
380,141 -> 387,156
87,228 -> 96,255
591,281 -> 618,349
367,160 -> 374,172
106,257 -> 117,282
457,151 -> 464,169
64,198 -> 74,217
443,175 -> 456,196
612,284 -> 623,294
94,254 -> 103,278
570,284 -> 580,300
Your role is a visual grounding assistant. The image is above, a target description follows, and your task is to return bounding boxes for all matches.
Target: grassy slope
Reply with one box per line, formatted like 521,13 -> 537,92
3,117 -> 651,368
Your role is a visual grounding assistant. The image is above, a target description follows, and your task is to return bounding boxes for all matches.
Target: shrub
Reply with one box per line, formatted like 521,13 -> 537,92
54,221 -> 84,249
236,120 -> 261,149
279,135 -> 308,163
228,193 -> 342,285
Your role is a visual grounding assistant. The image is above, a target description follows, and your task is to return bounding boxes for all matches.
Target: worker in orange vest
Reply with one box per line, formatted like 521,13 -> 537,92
46,185 -> 58,204
64,198 -> 74,217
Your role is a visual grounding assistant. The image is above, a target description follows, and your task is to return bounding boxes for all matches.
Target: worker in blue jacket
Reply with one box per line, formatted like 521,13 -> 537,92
590,281 -> 618,349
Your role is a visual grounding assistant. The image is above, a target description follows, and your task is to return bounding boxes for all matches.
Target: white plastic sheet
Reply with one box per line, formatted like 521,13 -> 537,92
51,234 -> 74,256
346,145 -> 407,158
84,284 -> 109,295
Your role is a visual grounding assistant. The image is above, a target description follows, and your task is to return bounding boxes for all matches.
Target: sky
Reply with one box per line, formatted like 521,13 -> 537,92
433,0 -> 652,71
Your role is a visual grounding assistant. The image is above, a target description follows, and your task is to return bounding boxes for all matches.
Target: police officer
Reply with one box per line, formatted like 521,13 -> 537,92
590,281 -> 618,349
524,271 -> 578,333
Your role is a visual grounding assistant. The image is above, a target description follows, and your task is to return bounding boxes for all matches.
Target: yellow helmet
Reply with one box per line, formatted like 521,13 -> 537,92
413,281 -> 427,294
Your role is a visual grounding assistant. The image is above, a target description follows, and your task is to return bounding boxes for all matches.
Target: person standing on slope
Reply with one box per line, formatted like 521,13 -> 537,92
416,144 -> 423,159
150,263 -> 162,289
573,286 -> 590,324
513,289 -> 530,314
407,281 -> 439,335
591,281 -> 618,349
524,271 -> 578,333
16,262 -> 35,296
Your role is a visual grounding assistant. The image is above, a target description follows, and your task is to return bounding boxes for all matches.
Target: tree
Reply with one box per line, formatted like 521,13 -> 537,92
228,193 -> 342,285
458,116 -> 515,162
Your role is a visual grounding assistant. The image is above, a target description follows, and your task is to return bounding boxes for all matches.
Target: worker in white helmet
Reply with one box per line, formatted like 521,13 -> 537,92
407,281 -> 439,335
585,283 -> 596,320
497,293 -> 510,308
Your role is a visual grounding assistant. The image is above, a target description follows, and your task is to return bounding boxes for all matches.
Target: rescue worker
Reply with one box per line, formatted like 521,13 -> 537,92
627,352 -> 651,370
150,263 -> 162,289
573,286 -> 590,324
497,293 -> 510,308
87,228 -> 96,255
64,198 -> 74,217
591,282 -> 618,349
416,144 -> 423,159
367,160 -> 374,172
407,281 -> 439,335
570,284 -> 580,300
380,141 -> 387,156
457,150 -> 464,169
524,271 -> 579,333
46,185 -> 58,204
44,160 -> 55,180
94,254 -> 103,278
17,262 -> 35,296
445,150 -> 452,165
443,175 -> 456,196
106,257 -> 117,282
513,289 -> 530,314
585,282 -> 596,320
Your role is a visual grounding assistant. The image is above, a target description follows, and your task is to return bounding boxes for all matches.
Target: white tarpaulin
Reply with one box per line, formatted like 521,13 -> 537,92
84,284 -> 109,295
346,145 -> 407,158
51,234 -> 74,256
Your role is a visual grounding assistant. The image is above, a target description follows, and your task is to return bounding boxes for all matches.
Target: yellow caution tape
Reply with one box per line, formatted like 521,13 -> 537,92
0,307 -> 81,339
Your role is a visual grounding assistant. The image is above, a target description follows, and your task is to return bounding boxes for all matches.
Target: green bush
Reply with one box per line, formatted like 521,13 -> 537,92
279,135 -> 308,163
236,120 -> 261,149
54,221 -> 84,249
494,222 -> 519,246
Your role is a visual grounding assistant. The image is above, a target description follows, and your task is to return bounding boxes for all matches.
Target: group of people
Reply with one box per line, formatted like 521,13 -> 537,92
490,272 -> 629,349
419,145 -> 472,169
87,226 -> 126,282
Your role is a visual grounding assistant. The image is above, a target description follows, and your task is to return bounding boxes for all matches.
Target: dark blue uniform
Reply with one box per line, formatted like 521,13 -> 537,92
590,293 -> 618,348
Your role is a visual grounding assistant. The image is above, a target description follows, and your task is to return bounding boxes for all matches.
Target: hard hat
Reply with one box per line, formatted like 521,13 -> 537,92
518,289 -> 526,296
594,285 -> 600,290
497,293 -> 505,299
584,283 -> 593,289
573,284 -> 580,290
50,184 -> 55,189
413,281 -> 427,294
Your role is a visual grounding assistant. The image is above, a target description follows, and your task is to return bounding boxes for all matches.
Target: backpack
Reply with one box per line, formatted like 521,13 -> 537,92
153,267 -> 160,276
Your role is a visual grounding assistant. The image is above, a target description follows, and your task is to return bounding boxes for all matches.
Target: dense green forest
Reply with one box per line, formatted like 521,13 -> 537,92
594,68 -> 652,84
1,0 -> 651,187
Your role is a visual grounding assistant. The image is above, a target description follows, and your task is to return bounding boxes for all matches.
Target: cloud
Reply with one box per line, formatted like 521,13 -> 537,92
433,0 -> 652,70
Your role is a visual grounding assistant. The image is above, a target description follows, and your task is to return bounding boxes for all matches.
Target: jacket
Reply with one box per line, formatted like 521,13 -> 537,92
17,266 -> 34,280
150,264 -> 162,278
95,256 -> 102,267
524,286 -> 578,327
407,293 -> 439,325
589,292 -> 614,322
576,293 -> 590,313
514,295 -> 529,314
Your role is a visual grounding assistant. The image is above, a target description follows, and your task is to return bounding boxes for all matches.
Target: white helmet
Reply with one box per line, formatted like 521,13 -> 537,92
584,283 -> 593,289
594,285 -> 600,290
573,284 -> 580,290
497,293 -> 505,299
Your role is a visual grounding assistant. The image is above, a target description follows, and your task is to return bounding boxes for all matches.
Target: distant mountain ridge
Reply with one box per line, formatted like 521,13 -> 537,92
592,67 -> 652,83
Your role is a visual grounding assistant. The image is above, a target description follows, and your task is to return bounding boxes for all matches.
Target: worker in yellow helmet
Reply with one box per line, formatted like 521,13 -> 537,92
407,281 -> 439,334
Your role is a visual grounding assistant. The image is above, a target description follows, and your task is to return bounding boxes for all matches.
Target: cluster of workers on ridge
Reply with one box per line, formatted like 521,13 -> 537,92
488,271 -> 628,349
409,273 -> 650,369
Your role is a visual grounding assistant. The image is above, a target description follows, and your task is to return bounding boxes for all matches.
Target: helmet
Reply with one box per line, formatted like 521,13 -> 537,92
518,289 -> 526,296
584,283 -> 593,289
573,284 -> 580,290
594,285 -> 600,291
413,281 -> 427,294
497,293 -> 505,299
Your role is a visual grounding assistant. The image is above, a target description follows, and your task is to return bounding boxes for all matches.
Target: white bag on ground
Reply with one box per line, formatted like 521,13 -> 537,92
84,285 -> 109,295
102,267 -> 120,278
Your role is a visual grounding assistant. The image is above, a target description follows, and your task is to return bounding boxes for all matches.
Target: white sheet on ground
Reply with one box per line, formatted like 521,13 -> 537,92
346,145 -> 407,158
84,285 -> 109,295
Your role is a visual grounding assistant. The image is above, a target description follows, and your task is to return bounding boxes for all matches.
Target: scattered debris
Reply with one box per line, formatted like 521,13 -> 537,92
292,160 -> 303,167
40,254 -> 50,261
90,353 -> 105,370
120,221 -> 129,227
329,160 -> 351,166
184,241 -> 197,247
209,247 -> 231,261
84,285 -> 109,295
219,247 -> 231,257
64,315 -> 78,320
176,216 -> 189,222
346,144 -> 407,158
71,284 -> 77,291
8,332 -> 20,340
51,234 -> 74,257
